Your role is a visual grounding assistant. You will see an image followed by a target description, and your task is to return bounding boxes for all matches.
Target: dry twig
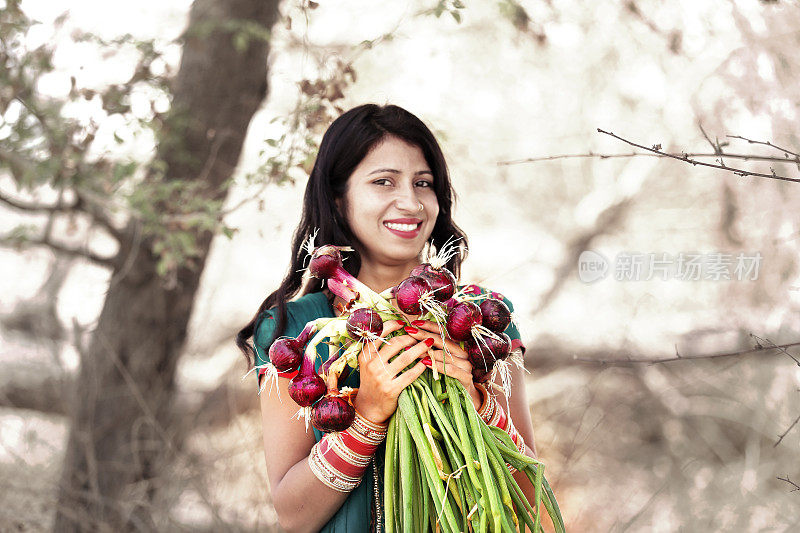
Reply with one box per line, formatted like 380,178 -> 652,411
777,476 -> 800,492
596,129 -> 800,184
574,340 -> 800,365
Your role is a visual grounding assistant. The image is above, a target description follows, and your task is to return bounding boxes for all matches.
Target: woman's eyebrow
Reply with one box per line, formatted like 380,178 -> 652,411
367,168 -> 433,176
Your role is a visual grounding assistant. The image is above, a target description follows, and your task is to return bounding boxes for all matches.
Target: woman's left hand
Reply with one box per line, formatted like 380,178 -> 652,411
403,320 -> 483,410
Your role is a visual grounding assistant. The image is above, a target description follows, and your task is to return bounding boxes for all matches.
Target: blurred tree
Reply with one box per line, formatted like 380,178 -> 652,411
0,0 -> 280,529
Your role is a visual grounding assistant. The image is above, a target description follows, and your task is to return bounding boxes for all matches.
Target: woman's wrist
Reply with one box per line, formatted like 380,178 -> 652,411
308,411 -> 388,493
353,395 -> 390,426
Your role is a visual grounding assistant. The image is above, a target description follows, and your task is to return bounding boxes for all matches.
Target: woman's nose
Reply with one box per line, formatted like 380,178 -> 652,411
394,184 -> 420,212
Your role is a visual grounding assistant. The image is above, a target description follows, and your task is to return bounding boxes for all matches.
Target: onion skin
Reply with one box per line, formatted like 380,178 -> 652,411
268,338 -> 303,373
346,308 -> 383,338
288,373 -> 326,407
395,276 -> 432,315
308,245 -> 344,279
410,264 -> 427,277
472,364 -> 494,383
479,298 -> 512,333
467,332 -> 511,365
417,265 -> 456,302
446,301 -> 482,342
311,395 -> 356,432
288,354 -> 325,407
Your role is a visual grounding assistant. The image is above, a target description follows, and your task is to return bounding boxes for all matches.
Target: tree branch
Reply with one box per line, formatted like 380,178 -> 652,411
0,233 -> 116,268
777,476 -> 800,492
0,189 -> 78,214
774,414 -> 800,448
597,128 -> 800,184
574,340 -> 800,365
73,187 -> 126,243
496,151 -> 798,166
727,134 -> 800,160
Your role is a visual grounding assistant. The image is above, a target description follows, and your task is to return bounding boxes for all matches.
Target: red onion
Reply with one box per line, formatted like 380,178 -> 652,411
346,308 -> 383,338
472,364 -> 494,383
288,355 -> 325,407
446,301 -> 482,342
395,276 -> 432,315
479,298 -> 511,333
311,394 -> 356,432
415,264 -> 456,302
307,245 -> 364,307
296,323 -> 316,347
308,245 -> 344,279
268,337 -> 303,373
410,264 -> 427,277
467,331 -> 511,366
327,278 -> 359,308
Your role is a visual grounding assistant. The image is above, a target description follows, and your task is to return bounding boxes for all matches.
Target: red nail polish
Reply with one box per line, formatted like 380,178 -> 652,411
421,356 -> 432,366
411,320 -> 426,326
424,337 -> 435,348
404,326 -> 419,335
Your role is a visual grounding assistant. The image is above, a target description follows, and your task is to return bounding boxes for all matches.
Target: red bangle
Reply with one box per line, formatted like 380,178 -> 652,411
308,411 -> 388,493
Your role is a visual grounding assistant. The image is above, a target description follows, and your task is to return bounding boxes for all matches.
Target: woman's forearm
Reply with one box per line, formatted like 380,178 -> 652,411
271,458 -> 357,533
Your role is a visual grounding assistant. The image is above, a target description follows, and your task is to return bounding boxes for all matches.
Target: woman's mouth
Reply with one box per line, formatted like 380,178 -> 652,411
383,220 -> 422,239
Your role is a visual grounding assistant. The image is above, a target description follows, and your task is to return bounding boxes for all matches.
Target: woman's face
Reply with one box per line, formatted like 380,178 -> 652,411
341,135 -> 440,268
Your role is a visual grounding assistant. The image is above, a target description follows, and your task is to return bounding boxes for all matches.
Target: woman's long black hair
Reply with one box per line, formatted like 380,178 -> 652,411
236,104 -> 469,365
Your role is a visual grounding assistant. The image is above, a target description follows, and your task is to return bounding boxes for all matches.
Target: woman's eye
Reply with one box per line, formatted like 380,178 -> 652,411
416,180 -> 433,188
373,178 -> 392,186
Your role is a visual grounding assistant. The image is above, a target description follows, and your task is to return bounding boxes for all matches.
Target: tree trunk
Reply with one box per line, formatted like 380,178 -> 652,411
53,1 -> 280,530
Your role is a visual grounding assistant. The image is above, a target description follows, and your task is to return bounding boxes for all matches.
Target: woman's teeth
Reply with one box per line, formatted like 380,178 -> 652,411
385,222 -> 418,232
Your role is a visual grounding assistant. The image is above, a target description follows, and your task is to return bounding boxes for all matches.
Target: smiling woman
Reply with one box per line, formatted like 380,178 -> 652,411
235,104 -> 535,533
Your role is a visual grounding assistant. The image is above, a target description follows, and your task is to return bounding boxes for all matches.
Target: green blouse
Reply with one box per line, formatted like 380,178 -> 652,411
253,287 -> 524,533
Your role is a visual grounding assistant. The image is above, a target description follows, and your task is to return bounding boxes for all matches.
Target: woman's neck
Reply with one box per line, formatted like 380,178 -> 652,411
355,258 -> 419,294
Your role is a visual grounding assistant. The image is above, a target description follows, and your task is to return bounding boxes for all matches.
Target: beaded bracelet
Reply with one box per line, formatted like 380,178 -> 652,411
308,411 -> 388,493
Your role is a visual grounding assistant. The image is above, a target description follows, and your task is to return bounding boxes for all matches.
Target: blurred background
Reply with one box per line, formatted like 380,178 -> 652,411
1,0 -> 799,531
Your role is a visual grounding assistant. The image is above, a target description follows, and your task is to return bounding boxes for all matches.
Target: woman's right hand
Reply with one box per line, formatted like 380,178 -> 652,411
353,320 -> 433,425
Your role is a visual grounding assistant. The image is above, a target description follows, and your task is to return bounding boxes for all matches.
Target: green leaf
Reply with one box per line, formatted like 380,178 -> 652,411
451,10 -> 462,23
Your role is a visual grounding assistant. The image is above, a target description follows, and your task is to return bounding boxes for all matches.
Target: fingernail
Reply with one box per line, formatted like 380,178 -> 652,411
411,320 -> 426,326
404,326 -> 419,335
424,337 -> 435,347
421,356 -> 432,366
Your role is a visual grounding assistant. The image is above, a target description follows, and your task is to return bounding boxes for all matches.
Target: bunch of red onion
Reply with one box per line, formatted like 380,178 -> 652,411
260,243 -> 517,431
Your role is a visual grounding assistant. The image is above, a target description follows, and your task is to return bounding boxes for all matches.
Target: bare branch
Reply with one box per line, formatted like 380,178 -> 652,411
574,340 -> 800,365
0,189 -> 78,214
0,233 -> 116,268
697,122 -> 722,154
496,151 -> 797,166
750,334 -> 800,366
727,135 -> 800,160
777,476 -> 800,492
597,128 -> 800,184
774,414 -> 800,448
